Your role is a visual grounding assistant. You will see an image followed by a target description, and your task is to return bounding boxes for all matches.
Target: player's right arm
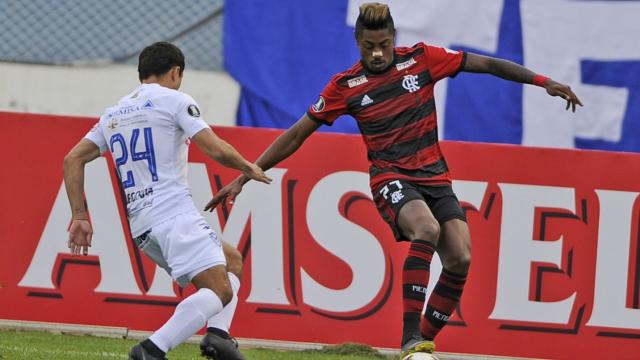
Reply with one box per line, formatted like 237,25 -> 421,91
204,74 -> 344,211
204,114 -> 320,211
63,138 -> 102,256
175,95 -> 270,184
254,114 -> 321,173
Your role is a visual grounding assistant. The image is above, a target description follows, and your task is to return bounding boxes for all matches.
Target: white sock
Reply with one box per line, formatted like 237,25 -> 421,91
206,273 -> 240,333
150,288 -> 223,352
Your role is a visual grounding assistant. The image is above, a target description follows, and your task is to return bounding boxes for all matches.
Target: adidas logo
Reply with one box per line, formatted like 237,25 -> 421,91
361,94 -> 373,106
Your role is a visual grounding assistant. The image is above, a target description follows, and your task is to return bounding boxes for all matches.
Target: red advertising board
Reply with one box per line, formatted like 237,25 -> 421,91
1,112 -> 639,359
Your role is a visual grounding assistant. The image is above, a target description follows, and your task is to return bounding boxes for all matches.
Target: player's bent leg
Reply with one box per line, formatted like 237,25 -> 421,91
436,219 -> 471,274
421,219 -> 470,340
191,265 -> 234,304
397,199 -> 441,244
201,241 -> 246,360
129,265 -> 228,360
130,212 -> 233,359
397,200 -> 440,350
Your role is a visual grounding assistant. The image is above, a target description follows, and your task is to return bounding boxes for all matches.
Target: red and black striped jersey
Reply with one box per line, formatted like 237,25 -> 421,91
307,42 -> 466,192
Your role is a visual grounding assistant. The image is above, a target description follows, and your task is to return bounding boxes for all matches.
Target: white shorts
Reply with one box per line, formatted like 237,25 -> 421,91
134,210 -> 226,288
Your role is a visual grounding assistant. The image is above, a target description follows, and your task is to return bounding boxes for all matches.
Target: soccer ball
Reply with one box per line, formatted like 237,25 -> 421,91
402,352 -> 438,360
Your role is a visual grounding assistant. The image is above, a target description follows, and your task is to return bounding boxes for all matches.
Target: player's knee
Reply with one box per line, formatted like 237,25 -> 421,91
193,268 -> 234,305
446,252 -> 471,274
410,220 -> 440,242
218,286 -> 233,306
207,282 -> 233,306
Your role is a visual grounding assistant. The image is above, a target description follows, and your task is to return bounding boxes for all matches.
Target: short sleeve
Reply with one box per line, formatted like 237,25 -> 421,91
83,122 -> 108,153
421,43 -> 467,82
306,75 -> 348,126
175,94 -> 210,137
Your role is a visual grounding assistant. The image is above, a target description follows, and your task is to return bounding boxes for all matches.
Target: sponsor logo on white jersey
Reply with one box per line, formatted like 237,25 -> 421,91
108,104 -> 145,117
360,94 -> 374,106
396,57 -> 417,71
347,75 -> 368,88
402,74 -> 420,93
107,118 -> 119,129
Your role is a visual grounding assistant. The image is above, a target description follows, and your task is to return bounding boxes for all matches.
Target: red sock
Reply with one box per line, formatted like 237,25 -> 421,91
401,239 -> 435,345
421,268 -> 467,340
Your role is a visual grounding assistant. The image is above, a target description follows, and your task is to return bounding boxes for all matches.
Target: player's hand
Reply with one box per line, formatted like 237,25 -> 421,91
68,219 -> 92,256
204,177 -> 245,211
544,80 -> 583,112
242,163 -> 272,184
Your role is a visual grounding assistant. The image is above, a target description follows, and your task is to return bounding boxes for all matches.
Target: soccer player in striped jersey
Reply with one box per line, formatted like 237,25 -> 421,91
205,2 -> 582,358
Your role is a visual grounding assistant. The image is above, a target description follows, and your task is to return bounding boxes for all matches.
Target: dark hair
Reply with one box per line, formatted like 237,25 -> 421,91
354,2 -> 395,38
137,42 -> 185,81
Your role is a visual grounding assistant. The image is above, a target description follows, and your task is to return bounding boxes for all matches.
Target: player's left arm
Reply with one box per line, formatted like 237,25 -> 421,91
63,139 -> 101,256
462,53 -> 583,112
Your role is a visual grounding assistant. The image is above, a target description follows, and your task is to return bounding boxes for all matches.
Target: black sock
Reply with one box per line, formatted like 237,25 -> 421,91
401,239 -> 435,346
141,339 -> 165,357
402,312 -> 421,345
207,327 -> 231,339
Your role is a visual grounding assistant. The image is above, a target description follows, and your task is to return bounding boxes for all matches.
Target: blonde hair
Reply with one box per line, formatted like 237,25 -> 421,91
359,3 -> 390,24
355,2 -> 394,38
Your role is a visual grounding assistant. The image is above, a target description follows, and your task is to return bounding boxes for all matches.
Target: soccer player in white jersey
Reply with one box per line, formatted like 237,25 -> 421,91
63,42 -> 269,360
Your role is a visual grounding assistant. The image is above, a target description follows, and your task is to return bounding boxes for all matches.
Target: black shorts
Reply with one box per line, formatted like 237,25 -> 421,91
373,180 -> 466,242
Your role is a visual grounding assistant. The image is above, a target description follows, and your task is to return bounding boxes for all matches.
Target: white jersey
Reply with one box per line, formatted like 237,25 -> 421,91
85,83 -> 209,237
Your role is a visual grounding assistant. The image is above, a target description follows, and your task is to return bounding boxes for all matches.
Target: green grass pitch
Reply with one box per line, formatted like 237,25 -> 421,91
0,329 -> 389,360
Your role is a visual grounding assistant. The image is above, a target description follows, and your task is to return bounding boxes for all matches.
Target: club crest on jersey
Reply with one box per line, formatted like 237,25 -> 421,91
107,118 -> 119,129
402,74 -> 420,93
187,104 -> 201,117
395,57 -> 416,71
347,75 -> 368,88
312,96 -> 325,112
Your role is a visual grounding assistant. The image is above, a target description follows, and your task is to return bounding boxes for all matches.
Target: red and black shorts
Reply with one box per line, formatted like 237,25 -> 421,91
373,179 -> 466,242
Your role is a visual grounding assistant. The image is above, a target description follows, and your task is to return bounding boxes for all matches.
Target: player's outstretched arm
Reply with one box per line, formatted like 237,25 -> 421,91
462,53 -> 583,112
253,114 -> 321,171
192,128 -> 272,184
204,114 -> 320,211
63,139 -> 101,256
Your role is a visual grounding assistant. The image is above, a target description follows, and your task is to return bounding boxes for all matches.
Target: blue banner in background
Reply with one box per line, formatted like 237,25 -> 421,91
224,0 -> 640,151
224,0 -> 360,133
443,0 -> 523,145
